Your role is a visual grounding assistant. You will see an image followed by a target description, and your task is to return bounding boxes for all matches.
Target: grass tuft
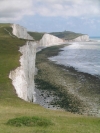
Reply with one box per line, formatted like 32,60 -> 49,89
6,116 -> 53,127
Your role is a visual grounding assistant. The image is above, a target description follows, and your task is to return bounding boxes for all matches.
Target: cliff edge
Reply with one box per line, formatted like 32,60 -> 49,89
50,31 -> 89,42
39,34 -> 64,46
9,24 -> 89,103
9,41 -> 37,102
71,35 -> 89,42
12,24 -> 34,40
9,24 -> 64,102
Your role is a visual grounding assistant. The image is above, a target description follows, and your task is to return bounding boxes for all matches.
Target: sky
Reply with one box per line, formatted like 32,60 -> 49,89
0,0 -> 100,36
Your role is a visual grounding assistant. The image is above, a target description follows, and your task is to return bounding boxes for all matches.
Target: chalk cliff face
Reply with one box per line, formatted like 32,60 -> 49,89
12,24 -> 34,40
9,41 -> 37,102
9,25 -> 64,103
72,35 -> 89,42
39,34 -> 63,46
10,24 -> 89,103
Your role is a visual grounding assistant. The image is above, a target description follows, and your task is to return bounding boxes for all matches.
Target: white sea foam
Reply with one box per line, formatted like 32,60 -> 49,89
49,41 -> 100,76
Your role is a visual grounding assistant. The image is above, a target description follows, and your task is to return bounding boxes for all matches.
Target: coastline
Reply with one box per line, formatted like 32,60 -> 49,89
35,44 -> 100,116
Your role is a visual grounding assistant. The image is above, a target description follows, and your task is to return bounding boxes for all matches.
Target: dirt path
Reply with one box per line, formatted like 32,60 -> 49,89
4,28 -> 16,38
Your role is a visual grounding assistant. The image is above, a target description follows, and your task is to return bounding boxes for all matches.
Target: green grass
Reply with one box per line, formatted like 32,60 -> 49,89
28,31 -> 45,41
0,23 -> 100,133
7,116 -> 53,127
0,23 -> 26,100
50,31 -> 84,40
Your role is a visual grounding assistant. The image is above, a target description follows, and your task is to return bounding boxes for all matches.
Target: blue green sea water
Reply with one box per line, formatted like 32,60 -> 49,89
49,37 -> 100,77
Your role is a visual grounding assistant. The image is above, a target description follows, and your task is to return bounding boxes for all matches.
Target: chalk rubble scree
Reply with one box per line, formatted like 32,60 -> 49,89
9,24 -> 64,102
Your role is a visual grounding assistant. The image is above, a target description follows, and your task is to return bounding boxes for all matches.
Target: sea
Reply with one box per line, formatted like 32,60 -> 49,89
49,37 -> 100,77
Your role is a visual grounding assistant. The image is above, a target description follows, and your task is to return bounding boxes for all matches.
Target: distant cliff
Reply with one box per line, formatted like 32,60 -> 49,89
50,31 -> 89,41
9,24 -> 64,102
12,24 -> 34,40
9,24 -> 90,103
71,35 -> 89,42
39,33 -> 63,46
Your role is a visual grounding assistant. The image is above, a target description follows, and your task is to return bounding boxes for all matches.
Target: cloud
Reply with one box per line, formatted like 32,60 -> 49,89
0,0 -> 100,22
0,0 -> 33,22
33,0 -> 100,17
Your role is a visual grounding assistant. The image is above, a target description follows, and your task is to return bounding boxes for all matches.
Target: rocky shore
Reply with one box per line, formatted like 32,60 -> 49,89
35,44 -> 100,116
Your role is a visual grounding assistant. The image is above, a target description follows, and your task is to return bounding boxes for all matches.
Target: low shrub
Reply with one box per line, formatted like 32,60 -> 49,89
6,116 -> 53,127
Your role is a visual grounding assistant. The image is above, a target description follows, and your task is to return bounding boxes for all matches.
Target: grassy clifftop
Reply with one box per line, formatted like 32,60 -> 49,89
28,30 -> 83,41
0,23 -> 100,133
28,31 -> 45,41
50,31 -> 83,40
0,24 -> 26,101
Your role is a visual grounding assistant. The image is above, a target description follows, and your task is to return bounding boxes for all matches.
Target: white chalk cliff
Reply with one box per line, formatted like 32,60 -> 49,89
9,24 -> 90,103
9,41 -> 37,102
72,35 -> 89,42
9,24 -> 64,102
39,34 -> 63,46
12,24 -> 34,40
